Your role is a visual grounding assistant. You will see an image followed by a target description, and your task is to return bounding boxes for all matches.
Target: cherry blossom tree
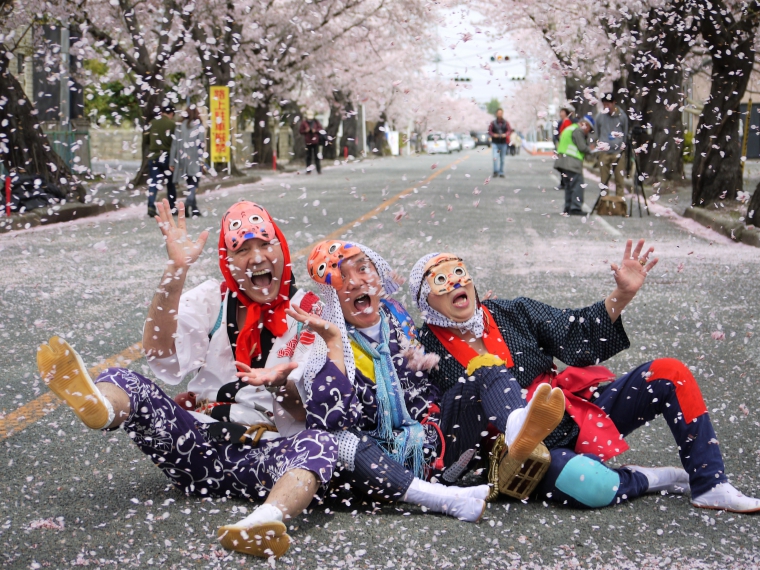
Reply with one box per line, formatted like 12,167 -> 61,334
68,0 -> 194,182
0,0 -> 85,200
691,0 -> 760,206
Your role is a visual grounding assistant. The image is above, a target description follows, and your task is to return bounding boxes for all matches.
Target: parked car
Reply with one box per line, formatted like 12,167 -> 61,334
446,133 -> 461,152
471,131 -> 491,147
426,133 -> 449,154
460,133 -> 476,150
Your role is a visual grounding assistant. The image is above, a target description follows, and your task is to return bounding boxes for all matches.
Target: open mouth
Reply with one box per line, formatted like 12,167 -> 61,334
249,268 -> 273,289
452,291 -> 469,308
354,293 -> 372,314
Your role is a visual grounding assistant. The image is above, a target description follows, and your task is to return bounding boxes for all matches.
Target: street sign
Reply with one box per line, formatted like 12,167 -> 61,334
210,86 -> 230,163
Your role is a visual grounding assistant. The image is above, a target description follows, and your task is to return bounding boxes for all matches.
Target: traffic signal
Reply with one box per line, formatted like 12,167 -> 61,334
454,77 -> 471,82
490,55 -> 511,62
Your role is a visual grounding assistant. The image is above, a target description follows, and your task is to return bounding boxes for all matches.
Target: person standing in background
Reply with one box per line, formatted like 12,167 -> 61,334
558,104 -> 575,137
555,115 -> 596,216
554,104 -> 576,190
147,104 -> 177,217
170,106 -> 206,218
488,108 -> 512,178
595,93 -> 629,197
299,110 -> 323,174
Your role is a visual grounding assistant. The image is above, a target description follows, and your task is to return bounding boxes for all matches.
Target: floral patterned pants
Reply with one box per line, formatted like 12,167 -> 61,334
97,368 -> 338,499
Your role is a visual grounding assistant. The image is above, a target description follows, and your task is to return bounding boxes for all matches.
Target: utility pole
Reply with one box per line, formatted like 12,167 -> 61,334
360,104 -> 367,157
59,25 -> 71,130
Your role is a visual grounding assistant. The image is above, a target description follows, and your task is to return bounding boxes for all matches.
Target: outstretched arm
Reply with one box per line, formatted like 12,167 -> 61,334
605,239 -> 658,323
143,199 -> 209,358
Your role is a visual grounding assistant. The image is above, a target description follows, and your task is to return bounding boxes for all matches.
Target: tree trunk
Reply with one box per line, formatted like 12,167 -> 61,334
342,100 -> 359,157
623,5 -> 691,189
747,181 -> 760,227
322,92 -> 344,160
692,2 -> 758,206
0,43 -> 85,202
564,74 -> 597,119
131,78 -> 165,187
371,112 -> 390,156
281,101 -> 305,163
251,102 -> 273,167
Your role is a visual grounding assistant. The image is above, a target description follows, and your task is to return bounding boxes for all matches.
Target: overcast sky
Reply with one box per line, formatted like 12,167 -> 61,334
427,8 -> 526,105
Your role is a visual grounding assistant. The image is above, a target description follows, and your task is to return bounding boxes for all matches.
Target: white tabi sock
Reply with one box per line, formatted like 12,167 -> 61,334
228,503 -> 284,529
402,478 -> 486,522
96,389 -> 116,430
504,407 -> 528,448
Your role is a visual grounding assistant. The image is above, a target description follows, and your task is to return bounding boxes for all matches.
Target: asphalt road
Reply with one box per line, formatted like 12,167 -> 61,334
2,148 -> 760,569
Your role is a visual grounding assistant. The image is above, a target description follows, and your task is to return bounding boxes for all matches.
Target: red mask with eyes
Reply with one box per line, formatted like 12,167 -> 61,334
217,201 -> 292,366
222,202 -> 276,252
307,240 -> 361,289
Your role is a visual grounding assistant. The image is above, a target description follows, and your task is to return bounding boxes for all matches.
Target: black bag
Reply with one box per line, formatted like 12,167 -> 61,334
1,175 -> 65,213
318,130 -> 327,146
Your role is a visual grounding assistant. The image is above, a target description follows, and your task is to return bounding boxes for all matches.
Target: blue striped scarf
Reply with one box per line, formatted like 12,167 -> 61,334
350,314 -> 426,479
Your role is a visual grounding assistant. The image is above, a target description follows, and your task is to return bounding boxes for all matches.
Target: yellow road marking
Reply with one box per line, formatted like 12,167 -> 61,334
293,154 -> 469,257
0,343 -> 144,441
2,155 -> 468,440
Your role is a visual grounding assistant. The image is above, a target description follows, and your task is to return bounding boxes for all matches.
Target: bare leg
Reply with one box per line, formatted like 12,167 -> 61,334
96,382 -> 131,429
263,468 -> 318,520
218,468 -> 319,558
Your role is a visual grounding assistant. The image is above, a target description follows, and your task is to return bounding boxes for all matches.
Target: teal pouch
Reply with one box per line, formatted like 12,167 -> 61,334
555,455 -> 620,508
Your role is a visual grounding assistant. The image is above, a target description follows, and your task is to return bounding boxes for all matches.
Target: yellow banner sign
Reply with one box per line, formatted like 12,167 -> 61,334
210,86 -> 230,163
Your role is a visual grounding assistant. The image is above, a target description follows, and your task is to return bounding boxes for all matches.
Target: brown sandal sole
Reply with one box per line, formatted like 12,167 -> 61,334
37,336 -> 109,429
507,384 -> 565,464
218,521 -> 291,558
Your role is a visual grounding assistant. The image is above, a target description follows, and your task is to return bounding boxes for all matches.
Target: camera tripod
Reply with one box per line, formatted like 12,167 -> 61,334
628,146 -> 650,218
590,129 -> 650,217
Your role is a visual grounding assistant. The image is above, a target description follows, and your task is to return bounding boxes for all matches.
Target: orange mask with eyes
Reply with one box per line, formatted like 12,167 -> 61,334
222,202 -> 276,252
423,254 -> 472,296
307,240 -> 361,289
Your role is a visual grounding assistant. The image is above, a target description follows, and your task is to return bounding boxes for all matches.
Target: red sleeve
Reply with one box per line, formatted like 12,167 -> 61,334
487,121 -> 495,137
299,121 -> 308,135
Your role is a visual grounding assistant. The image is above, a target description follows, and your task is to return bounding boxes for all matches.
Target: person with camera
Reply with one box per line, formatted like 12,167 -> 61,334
595,93 -> 629,197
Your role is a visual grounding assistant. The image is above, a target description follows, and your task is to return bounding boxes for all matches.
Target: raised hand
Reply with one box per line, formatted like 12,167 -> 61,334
285,304 -> 346,375
610,239 -> 659,298
154,199 -> 209,270
285,305 -> 342,345
235,360 -> 298,388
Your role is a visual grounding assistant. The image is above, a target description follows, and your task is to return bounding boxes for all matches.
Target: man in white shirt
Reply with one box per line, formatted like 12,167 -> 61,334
38,199 -> 338,559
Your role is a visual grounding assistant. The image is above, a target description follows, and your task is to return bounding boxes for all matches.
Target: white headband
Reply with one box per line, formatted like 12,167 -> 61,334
409,253 -> 484,337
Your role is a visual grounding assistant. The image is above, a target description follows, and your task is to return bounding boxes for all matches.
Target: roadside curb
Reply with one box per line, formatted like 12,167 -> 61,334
682,206 -> 760,248
0,174 -> 262,234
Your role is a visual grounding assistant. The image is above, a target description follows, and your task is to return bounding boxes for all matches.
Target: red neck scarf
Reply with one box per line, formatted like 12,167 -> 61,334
428,306 -> 514,368
218,222 -> 292,367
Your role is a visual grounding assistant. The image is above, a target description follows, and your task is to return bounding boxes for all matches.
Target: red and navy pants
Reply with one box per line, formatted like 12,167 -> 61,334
535,359 -> 726,508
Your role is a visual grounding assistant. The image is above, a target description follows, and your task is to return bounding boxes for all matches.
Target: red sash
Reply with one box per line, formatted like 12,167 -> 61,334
428,306 -> 514,368
527,367 -> 627,460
